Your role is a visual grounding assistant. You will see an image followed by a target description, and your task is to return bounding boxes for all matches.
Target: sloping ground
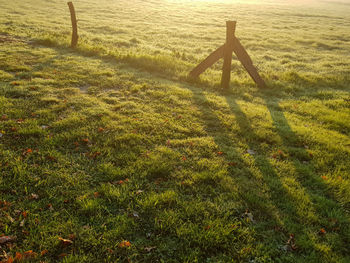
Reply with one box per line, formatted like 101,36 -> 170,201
1,32 -> 350,262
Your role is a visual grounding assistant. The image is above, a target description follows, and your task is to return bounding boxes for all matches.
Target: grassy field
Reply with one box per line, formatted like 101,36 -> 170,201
1,0 -> 350,262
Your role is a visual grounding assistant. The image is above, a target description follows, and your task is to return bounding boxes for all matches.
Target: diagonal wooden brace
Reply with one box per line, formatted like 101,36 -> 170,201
189,44 -> 225,78
232,38 -> 266,88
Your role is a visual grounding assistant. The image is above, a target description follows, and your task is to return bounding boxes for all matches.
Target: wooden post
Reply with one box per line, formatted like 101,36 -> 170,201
188,21 -> 266,89
221,21 -> 236,89
67,2 -> 78,48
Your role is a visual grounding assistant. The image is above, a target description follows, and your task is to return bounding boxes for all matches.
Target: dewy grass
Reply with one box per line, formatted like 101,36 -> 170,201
1,0 -> 350,262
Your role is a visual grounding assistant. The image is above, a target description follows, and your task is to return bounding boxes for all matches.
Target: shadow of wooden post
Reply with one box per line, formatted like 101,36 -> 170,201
189,21 -> 266,89
67,2 -> 78,48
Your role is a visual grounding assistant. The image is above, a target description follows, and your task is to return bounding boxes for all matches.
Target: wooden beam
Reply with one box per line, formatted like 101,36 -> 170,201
232,37 -> 266,88
189,45 -> 225,78
67,2 -> 78,48
221,21 -> 236,89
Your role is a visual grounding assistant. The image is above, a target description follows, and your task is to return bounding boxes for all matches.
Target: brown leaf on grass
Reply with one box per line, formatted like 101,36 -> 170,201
242,210 -> 256,224
0,200 -> 11,208
89,151 -> 101,159
30,193 -> 39,200
144,246 -> 157,252
68,234 -> 76,241
23,149 -> 33,156
0,236 -> 16,244
272,149 -> 287,160
1,114 -> 8,121
128,212 -> 139,219
112,179 -> 129,185
247,149 -> 256,155
46,155 -> 56,161
6,214 -> 14,223
217,151 -> 224,155
3,257 -> 14,263
14,252 -> 22,261
23,250 -> 37,258
227,162 -> 236,167
58,237 -> 73,246
93,192 -> 100,198
118,240 -> 131,248
98,127 -> 105,132
22,211 -> 28,218
319,228 -> 326,235
58,253 -> 67,258
40,249 -> 48,256
47,204 -> 54,211
19,219 -> 25,227
284,234 -> 297,251
204,225 -> 211,230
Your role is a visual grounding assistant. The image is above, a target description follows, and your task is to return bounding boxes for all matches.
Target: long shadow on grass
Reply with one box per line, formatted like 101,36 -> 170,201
190,88 -> 320,260
225,95 -> 350,260
264,98 -> 350,254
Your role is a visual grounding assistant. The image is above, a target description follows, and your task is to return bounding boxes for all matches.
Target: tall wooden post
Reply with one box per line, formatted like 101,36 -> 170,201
221,21 -> 236,89
67,2 -> 78,48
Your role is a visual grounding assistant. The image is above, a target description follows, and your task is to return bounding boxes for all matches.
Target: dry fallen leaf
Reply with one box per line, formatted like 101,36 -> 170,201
6,214 -> 14,223
58,253 -> 67,258
247,149 -> 256,155
283,234 -> 297,251
30,193 -> 39,200
118,240 -> 131,248
0,236 -> 16,244
58,237 -> 73,246
23,250 -> 37,258
319,228 -> 326,235
40,249 -> 48,256
20,219 -> 25,227
47,204 -> 54,211
144,246 -> 157,252
242,210 -> 256,224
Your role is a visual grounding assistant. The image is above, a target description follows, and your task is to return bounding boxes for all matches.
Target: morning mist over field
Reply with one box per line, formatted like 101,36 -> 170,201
0,0 -> 349,262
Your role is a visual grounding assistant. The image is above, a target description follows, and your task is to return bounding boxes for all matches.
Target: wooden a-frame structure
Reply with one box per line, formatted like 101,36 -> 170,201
189,21 -> 266,89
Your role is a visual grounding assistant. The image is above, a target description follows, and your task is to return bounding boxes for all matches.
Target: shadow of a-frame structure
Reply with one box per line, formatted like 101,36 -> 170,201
189,85 -> 350,259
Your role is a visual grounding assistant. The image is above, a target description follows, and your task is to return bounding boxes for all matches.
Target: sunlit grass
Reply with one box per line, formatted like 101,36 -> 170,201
0,0 -> 350,262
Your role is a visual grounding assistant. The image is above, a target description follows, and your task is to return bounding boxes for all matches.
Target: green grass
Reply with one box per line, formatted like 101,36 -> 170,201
1,0 -> 350,262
